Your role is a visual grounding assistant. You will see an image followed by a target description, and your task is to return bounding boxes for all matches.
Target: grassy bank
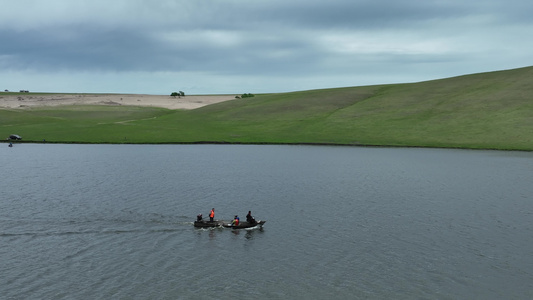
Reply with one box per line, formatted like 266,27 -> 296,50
2,66 -> 533,150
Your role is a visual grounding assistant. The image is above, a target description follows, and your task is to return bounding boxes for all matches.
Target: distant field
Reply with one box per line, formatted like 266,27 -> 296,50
2,66 -> 533,150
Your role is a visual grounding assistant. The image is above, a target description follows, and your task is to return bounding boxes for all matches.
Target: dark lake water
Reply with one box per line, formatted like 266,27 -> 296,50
1,144 -> 533,299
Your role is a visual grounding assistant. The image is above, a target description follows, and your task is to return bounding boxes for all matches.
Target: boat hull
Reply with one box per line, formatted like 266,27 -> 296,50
193,220 -> 226,228
194,220 -> 266,228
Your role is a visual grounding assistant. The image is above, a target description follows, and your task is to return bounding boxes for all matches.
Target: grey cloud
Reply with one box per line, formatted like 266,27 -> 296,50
1,27 -> 155,71
1,0 -> 532,93
0,20 -> 325,76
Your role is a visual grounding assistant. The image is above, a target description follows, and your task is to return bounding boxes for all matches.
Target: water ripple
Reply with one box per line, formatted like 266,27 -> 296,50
2,145 -> 533,299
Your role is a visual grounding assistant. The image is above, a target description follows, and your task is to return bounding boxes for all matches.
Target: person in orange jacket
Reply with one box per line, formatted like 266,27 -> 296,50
209,208 -> 215,222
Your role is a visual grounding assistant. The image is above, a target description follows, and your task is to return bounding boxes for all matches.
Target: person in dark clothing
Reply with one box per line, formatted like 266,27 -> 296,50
197,214 -> 203,221
246,211 -> 256,225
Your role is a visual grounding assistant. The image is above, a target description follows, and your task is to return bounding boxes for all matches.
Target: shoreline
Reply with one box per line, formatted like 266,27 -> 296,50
3,140 -> 530,152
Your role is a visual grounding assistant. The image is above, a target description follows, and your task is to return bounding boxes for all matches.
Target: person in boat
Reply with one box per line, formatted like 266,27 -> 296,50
209,208 -> 215,222
197,214 -> 203,222
246,211 -> 256,225
232,215 -> 240,226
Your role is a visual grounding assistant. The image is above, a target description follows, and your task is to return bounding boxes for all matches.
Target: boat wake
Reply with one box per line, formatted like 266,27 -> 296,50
0,217 -> 197,239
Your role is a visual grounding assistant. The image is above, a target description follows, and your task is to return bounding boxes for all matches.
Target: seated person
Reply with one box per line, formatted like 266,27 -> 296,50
197,214 -> 203,221
232,215 -> 240,226
246,211 -> 256,224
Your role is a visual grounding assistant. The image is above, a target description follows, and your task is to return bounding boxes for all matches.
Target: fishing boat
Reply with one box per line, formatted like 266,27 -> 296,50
193,219 -> 266,229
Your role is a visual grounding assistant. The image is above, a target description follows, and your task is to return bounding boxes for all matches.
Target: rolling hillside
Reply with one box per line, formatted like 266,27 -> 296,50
183,65 -> 533,149
2,66 -> 533,150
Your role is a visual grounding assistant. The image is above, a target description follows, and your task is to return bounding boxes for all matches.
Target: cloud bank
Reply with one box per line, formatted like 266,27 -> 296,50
1,0 -> 532,94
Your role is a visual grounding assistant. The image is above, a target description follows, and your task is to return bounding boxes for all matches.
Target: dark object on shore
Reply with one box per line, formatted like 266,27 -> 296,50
193,220 -> 266,229
9,134 -> 22,140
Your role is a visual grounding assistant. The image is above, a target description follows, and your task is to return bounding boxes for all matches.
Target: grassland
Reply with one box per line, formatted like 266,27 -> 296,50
2,66 -> 533,150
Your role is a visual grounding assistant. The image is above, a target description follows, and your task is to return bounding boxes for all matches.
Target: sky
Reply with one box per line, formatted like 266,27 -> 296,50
1,0 -> 532,95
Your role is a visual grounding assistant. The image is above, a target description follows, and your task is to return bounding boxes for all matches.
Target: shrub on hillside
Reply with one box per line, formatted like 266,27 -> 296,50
240,93 -> 254,98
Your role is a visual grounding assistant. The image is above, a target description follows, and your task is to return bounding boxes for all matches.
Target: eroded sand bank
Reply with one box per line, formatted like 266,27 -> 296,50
0,93 -> 237,110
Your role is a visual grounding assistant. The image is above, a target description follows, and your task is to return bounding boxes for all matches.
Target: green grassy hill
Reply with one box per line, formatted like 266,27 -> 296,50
2,66 -> 533,150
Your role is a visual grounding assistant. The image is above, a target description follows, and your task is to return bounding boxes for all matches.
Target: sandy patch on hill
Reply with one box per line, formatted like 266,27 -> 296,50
0,93 -> 236,110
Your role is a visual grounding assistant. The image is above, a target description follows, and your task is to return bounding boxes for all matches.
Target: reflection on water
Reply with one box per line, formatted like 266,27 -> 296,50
1,144 -> 533,299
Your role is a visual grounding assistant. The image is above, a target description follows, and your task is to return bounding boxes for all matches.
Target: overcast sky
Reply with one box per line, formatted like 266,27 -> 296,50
1,0 -> 532,94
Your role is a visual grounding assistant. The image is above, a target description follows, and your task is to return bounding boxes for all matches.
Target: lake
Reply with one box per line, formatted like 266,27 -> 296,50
1,144 -> 533,299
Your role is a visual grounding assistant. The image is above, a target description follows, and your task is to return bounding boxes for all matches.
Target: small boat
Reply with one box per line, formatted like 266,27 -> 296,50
223,220 -> 266,229
194,219 -> 266,229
